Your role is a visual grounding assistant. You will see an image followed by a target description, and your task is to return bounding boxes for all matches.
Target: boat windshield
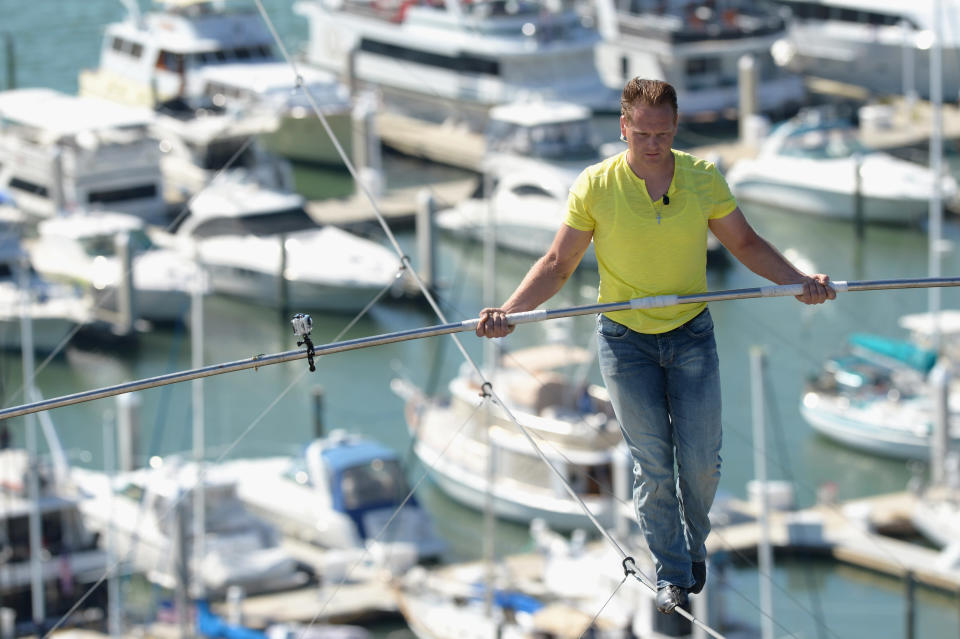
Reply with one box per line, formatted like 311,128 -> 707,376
78,229 -> 154,257
339,458 -> 410,510
778,127 -> 869,160
486,119 -> 598,161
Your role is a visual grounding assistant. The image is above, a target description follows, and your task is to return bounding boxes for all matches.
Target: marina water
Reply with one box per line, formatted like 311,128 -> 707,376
5,1 -> 960,636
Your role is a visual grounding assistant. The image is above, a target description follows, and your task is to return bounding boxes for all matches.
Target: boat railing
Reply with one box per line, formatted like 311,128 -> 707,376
617,7 -> 785,43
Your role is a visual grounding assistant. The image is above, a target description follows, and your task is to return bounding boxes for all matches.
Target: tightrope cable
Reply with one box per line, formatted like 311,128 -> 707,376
5,277 -> 960,422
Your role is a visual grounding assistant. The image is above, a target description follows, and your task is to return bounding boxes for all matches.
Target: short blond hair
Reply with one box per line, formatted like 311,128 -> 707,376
620,78 -> 678,120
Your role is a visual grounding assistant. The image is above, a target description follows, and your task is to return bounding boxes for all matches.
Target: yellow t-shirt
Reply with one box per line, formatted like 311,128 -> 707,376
565,149 -> 737,334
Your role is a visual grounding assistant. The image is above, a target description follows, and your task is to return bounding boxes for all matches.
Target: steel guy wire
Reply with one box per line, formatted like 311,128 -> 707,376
226,11 -> 727,626
577,574 -> 629,639
252,0 -> 487,386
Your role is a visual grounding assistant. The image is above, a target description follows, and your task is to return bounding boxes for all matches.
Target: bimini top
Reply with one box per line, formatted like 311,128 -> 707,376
0,88 -> 153,143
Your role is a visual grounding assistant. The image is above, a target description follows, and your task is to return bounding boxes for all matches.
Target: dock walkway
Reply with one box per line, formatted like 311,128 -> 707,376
708,490 -> 960,592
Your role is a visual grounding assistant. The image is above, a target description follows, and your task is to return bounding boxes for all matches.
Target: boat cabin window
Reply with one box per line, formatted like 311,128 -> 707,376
203,139 -> 256,171
486,120 -> 597,161
779,127 -> 867,159
567,464 -> 612,496
9,177 -> 49,199
87,184 -> 159,207
78,229 -> 154,257
184,207 -> 317,238
510,184 -> 553,198
157,51 -> 186,72
338,458 -> 409,509
359,38 -> 500,76
111,36 -> 144,59
2,510 -> 76,561
779,0 -> 913,27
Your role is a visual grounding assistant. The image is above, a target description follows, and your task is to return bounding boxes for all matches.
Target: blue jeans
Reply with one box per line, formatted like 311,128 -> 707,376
597,309 -> 722,589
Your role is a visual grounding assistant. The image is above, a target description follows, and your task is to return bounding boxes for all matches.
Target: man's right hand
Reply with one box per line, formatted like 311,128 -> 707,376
476,307 -> 515,339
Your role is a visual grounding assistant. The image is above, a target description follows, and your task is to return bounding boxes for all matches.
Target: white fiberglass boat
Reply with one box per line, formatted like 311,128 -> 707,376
217,430 -> 445,563
294,0 -> 620,130
770,0 -> 960,100
0,449 -> 110,623
159,179 -> 406,313
725,108 -> 958,223
594,0 -> 806,122
27,212 -> 204,325
0,88 -> 165,222
392,343 -> 626,532
69,460 -> 311,595
79,0 -> 354,167
0,223 -> 92,353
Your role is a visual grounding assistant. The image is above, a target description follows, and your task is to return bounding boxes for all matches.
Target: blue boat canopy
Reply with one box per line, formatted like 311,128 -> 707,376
848,333 -> 937,373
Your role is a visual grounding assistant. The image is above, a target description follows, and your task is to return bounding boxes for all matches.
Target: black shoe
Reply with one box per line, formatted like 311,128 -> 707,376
690,561 -> 706,595
656,584 -> 689,614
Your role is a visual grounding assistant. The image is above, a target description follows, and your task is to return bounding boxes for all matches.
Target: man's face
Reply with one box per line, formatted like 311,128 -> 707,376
620,103 -> 678,171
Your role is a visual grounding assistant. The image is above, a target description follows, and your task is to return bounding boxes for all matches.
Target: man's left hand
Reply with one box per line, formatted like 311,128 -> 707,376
795,274 -> 836,305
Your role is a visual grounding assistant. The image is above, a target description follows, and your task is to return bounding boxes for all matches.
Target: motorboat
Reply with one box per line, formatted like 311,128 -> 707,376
150,97 -> 294,205
0,449 -> 110,626
0,221 -> 93,353
593,0 -> 806,122
79,0 -> 354,167
0,88 -> 165,222
200,62 -> 354,167
800,310 -> 960,460
724,108 -> 958,223
158,179 -> 406,313
769,0 -> 960,100
216,430 -> 446,563
68,459 -> 312,595
436,99 -> 727,268
435,100 -> 602,264
293,0 -> 621,131
391,343 -> 626,532
26,212 -> 205,325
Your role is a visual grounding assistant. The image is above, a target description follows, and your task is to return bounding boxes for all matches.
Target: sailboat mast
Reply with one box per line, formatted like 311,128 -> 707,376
17,260 -> 45,626
929,0 -> 944,352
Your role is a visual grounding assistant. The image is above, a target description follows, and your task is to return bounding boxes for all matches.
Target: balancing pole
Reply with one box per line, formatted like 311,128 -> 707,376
2,277 -> 959,422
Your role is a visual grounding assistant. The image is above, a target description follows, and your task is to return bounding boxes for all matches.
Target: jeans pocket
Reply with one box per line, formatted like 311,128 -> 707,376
598,314 -> 629,338
683,309 -> 714,338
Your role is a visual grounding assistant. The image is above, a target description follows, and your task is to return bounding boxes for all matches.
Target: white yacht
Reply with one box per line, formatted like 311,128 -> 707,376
436,100 -> 728,267
594,0 -> 806,122
26,212 -> 205,325
216,430 -> 446,562
435,100 -> 601,265
294,0 -> 621,131
770,0 -> 960,100
0,89 -> 165,222
724,107 -> 957,223
0,449 -> 110,625
0,220 -> 93,353
150,98 -> 293,204
79,0 -> 354,166
200,62 -> 354,167
157,179 -> 407,313
392,344 -> 626,532
69,460 -> 311,595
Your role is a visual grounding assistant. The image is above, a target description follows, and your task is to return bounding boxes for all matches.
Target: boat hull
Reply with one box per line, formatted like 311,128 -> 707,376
260,111 -> 354,167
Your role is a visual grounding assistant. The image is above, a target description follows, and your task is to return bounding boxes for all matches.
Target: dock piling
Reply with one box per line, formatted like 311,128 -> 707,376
416,189 -> 437,293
